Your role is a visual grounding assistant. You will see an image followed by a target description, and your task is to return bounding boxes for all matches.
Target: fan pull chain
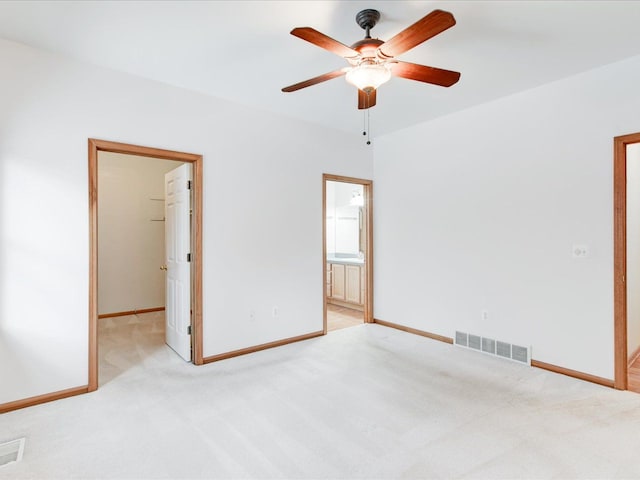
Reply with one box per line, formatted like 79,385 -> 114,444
363,109 -> 367,138
361,92 -> 372,145
362,109 -> 371,145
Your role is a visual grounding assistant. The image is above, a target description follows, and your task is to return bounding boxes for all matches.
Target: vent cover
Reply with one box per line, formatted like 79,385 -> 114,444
455,331 -> 468,347
0,438 -> 25,468
512,345 -> 529,364
481,337 -> 496,354
455,331 -> 531,365
496,341 -> 511,359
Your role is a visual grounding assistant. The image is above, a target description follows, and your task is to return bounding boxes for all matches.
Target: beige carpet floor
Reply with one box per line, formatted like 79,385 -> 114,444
2,312 -> 640,479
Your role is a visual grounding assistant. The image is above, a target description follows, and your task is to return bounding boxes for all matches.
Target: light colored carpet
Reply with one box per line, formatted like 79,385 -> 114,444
2,312 -> 640,479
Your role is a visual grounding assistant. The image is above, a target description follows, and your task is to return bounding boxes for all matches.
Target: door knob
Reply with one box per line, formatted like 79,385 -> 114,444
160,265 -> 167,271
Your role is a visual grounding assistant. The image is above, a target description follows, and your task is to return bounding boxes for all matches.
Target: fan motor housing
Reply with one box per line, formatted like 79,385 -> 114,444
349,38 -> 384,64
350,38 -> 384,51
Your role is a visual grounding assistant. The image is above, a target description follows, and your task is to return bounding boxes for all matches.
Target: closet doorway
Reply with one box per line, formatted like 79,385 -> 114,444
323,174 -> 373,333
88,140 -> 204,392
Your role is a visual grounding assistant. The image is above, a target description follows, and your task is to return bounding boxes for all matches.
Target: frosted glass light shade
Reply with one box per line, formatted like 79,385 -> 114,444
346,63 -> 391,91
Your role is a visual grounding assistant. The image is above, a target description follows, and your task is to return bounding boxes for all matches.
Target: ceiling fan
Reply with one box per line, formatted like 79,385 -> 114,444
282,8 -> 461,109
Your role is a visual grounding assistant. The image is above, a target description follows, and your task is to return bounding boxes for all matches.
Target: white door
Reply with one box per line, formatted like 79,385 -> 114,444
165,163 -> 192,361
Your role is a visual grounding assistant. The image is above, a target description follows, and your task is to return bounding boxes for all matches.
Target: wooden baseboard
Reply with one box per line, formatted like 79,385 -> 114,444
203,331 -> 324,364
98,306 -> 165,319
0,385 -> 89,414
530,359 -> 614,388
373,318 -> 454,344
628,345 -> 640,367
372,319 -> 614,389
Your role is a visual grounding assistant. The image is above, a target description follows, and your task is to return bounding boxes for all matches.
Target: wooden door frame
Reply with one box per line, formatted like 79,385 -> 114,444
322,174 -> 373,333
88,139 -> 204,392
613,132 -> 640,390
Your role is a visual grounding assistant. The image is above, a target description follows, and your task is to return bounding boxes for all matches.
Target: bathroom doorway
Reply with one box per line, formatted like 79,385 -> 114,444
323,174 -> 373,333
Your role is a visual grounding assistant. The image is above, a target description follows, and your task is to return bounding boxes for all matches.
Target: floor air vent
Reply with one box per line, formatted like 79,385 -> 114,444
455,331 -> 531,365
0,438 -> 25,467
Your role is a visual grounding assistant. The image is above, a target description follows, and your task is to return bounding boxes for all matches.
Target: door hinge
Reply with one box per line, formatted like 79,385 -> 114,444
187,253 -> 191,262
187,180 -> 192,190
187,325 -> 192,335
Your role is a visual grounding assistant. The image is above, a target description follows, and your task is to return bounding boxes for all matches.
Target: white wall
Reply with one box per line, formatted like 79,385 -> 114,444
374,54 -> 640,380
0,38 -> 372,405
627,143 -> 640,361
326,181 -> 336,255
97,152 -> 182,315
326,181 -> 363,256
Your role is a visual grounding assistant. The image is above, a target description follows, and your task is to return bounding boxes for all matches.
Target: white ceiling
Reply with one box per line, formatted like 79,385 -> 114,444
1,1 -> 640,136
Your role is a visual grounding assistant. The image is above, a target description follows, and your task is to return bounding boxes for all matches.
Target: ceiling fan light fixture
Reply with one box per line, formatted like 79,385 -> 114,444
345,63 -> 391,92
282,8 -> 460,112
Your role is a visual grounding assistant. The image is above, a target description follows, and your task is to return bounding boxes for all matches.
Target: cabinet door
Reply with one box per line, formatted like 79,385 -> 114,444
345,265 -> 361,304
332,264 -> 345,300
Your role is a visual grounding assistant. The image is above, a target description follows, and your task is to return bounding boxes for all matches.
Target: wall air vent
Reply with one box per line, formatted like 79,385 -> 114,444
481,337 -> 496,355
496,341 -> 511,359
455,331 -> 531,365
0,438 -> 25,468
468,334 -> 481,350
511,345 -> 529,364
455,331 -> 468,347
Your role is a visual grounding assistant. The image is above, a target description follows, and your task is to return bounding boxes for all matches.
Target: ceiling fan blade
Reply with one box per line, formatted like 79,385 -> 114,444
358,89 -> 377,109
291,27 -> 360,58
282,69 -> 348,93
390,61 -> 460,87
378,9 -> 456,59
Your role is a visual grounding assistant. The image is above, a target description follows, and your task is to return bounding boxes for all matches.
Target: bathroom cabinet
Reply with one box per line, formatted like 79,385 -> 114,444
327,262 -> 364,310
